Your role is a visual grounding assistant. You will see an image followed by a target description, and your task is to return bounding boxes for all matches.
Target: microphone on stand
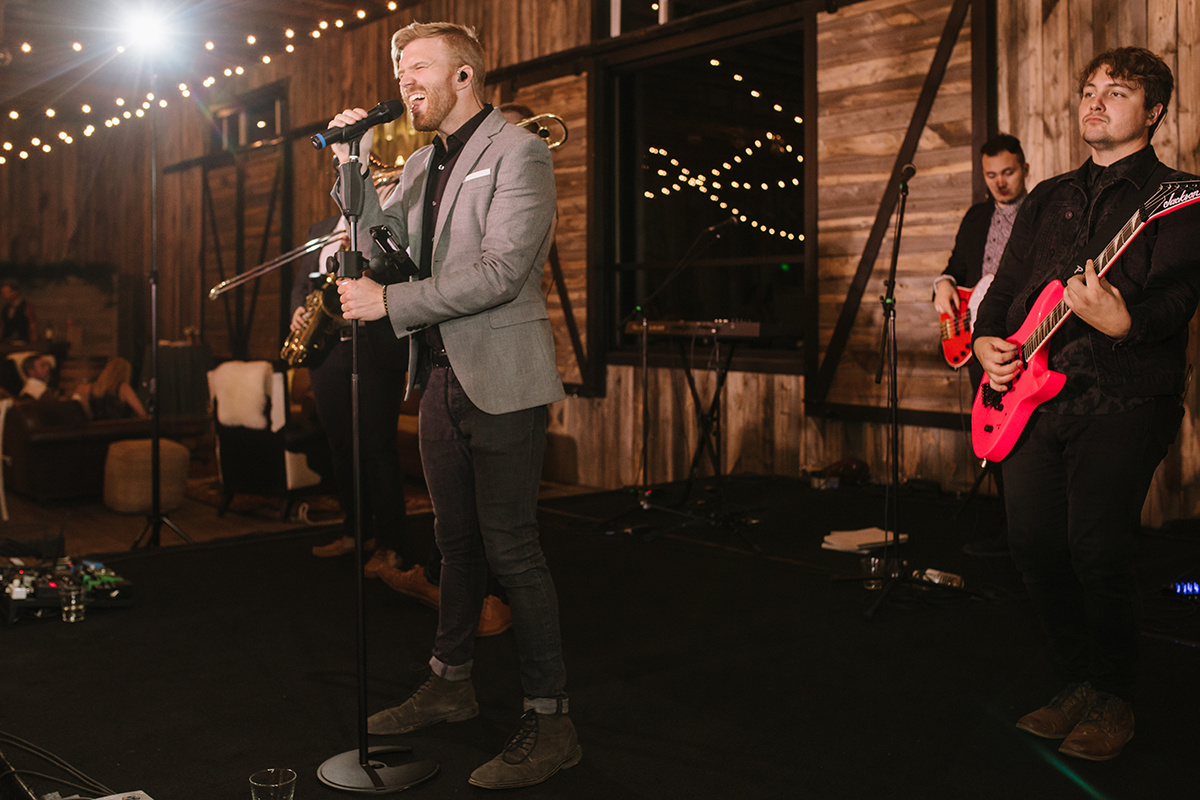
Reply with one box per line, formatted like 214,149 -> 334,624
311,100 -> 405,150
899,163 -> 916,184
707,216 -> 739,236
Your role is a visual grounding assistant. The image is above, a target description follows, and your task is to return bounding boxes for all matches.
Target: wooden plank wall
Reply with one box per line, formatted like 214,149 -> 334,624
799,0 -> 981,494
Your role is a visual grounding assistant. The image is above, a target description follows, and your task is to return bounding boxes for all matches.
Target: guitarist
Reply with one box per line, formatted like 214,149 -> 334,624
933,133 -> 1030,557
972,47 -> 1200,762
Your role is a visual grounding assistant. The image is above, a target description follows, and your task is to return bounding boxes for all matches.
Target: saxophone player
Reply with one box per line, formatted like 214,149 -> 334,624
290,211 -> 409,574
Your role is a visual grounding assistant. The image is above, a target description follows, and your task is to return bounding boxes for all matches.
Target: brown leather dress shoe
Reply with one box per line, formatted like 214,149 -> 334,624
379,564 -> 441,608
476,595 -> 513,637
1015,682 -> 1095,739
312,535 -> 375,558
363,548 -> 399,578
1059,691 -> 1134,761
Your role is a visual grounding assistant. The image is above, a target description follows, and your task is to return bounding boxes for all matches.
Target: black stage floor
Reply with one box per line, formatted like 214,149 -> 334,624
3,476 -> 1199,799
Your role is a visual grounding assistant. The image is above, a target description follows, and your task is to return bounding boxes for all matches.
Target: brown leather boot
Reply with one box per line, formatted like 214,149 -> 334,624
1015,682 -> 1095,739
476,595 -> 513,637
1059,691 -> 1134,761
312,535 -> 375,557
363,548 -> 398,578
378,564 -> 440,608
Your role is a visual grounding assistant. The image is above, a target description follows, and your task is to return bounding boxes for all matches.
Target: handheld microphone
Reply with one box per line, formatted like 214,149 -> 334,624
707,216 -> 738,234
899,163 -> 916,182
311,100 -> 405,150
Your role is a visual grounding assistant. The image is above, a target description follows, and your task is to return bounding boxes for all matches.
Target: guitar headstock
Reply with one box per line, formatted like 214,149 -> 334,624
1143,180 -> 1200,222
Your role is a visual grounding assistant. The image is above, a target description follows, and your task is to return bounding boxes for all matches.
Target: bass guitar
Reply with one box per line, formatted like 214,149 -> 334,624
939,274 -> 994,368
971,179 -> 1200,462
939,285 -> 974,367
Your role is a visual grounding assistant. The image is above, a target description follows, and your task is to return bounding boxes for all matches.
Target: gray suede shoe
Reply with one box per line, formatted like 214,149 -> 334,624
469,710 -> 581,789
367,673 -> 479,735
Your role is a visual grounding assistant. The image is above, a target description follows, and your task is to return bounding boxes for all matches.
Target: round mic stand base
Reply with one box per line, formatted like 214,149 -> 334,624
317,746 -> 439,794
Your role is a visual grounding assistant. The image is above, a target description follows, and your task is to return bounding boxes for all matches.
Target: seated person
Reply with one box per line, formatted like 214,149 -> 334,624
19,354 -> 56,400
1,279 -> 38,344
73,357 -> 147,420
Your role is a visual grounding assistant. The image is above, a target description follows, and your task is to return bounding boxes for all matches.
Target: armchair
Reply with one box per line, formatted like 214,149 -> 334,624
207,360 -> 326,518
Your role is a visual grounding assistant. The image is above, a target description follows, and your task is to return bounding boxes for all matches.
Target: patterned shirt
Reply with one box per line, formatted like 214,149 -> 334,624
981,195 -> 1024,278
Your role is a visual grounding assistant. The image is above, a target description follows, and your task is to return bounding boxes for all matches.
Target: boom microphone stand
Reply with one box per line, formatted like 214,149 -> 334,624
316,137 -> 438,793
133,73 -> 192,550
864,165 -> 972,617
863,165 -> 912,616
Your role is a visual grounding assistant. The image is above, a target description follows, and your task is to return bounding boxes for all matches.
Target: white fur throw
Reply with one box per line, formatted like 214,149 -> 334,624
208,361 -> 282,431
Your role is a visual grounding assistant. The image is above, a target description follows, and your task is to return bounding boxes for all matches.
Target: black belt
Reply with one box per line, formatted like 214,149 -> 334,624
429,350 -> 451,368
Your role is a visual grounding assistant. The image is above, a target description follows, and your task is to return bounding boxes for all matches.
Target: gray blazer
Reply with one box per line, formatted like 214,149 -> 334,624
350,108 -> 564,415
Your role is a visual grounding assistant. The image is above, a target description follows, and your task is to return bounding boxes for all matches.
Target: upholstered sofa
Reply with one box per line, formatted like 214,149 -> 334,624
4,398 -> 152,502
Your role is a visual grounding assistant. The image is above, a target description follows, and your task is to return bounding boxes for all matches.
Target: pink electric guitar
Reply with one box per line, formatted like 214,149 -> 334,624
972,179 -> 1200,462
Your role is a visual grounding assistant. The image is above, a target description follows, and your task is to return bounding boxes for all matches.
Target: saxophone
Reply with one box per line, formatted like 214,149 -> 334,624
280,272 -> 343,366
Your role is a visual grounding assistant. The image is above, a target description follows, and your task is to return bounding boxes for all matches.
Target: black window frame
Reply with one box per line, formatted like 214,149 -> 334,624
595,6 -> 818,378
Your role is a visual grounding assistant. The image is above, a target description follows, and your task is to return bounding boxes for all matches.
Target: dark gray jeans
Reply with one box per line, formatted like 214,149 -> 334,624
419,365 -> 568,711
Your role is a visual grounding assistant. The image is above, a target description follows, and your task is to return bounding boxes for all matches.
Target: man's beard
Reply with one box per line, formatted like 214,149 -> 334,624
408,80 -> 454,132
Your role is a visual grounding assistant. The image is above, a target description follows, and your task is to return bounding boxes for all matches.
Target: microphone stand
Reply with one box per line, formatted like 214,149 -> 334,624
864,167 -> 972,618
317,137 -> 438,794
863,169 -> 909,617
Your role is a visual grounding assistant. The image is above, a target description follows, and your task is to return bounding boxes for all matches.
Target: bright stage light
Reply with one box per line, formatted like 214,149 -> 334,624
120,4 -> 174,54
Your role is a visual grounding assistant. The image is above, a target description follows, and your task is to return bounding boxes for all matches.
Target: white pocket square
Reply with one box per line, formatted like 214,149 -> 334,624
463,168 -> 491,183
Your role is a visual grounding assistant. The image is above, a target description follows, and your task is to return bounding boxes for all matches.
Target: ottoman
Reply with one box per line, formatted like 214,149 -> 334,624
103,438 -> 190,514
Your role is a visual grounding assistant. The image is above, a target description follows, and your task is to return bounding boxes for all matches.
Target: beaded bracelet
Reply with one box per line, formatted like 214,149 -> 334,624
382,285 -> 389,317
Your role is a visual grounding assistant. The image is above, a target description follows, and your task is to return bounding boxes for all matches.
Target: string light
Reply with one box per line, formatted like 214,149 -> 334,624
0,2 -> 404,166
643,127 -> 805,242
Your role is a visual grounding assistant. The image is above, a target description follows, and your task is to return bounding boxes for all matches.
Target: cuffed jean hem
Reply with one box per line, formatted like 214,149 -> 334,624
431,655 -> 473,683
524,696 -> 569,715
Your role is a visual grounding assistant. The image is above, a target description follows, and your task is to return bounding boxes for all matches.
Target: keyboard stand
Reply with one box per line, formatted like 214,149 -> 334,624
646,337 -> 760,552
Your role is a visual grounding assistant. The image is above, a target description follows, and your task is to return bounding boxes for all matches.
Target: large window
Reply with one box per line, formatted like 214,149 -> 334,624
607,23 -> 810,364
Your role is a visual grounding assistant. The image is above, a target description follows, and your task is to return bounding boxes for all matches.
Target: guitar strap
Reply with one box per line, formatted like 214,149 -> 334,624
1060,160 -> 1172,280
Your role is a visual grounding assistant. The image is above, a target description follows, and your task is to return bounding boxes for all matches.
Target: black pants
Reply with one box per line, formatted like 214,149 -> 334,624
308,335 -> 407,550
1001,398 -> 1182,699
